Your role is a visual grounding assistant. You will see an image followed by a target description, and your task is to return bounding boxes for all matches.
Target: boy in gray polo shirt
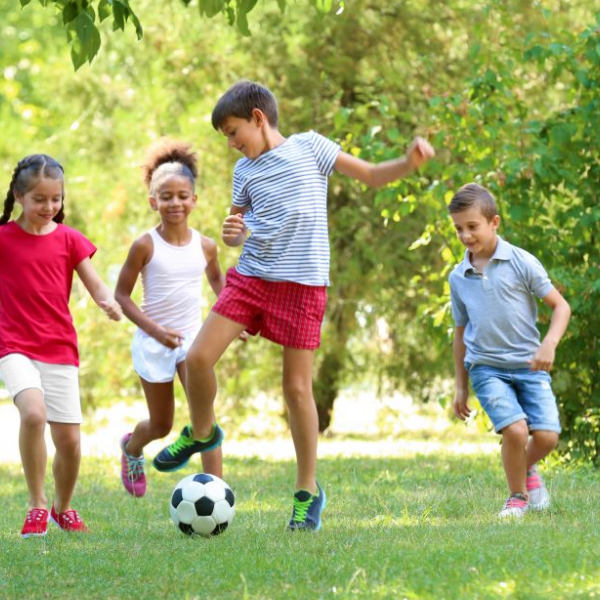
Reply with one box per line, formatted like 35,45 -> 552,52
448,183 -> 571,518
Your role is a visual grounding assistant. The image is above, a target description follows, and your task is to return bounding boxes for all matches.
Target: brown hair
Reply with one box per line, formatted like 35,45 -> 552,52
141,139 -> 198,196
447,183 -> 498,221
211,80 -> 279,131
1,154 -> 65,225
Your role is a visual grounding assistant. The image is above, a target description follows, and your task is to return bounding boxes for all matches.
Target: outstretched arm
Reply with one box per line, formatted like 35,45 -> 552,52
334,136 -> 435,188
76,257 -> 122,321
115,236 -> 183,347
529,288 -> 571,371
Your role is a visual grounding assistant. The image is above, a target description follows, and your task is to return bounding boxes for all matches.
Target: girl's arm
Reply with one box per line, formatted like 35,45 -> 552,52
201,235 -> 226,296
334,136 -> 435,188
75,257 -> 122,321
115,235 -> 183,348
529,288 -> 571,371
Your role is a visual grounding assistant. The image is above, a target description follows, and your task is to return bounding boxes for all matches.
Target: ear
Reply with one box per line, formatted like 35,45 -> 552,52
491,214 -> 500,229
251,108 -> 267,127
148,196 -> 158,211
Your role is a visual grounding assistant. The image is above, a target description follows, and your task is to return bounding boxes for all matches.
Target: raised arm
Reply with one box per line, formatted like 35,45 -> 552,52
201,235 -> 226,296
529,288 -> 571,371
334,136 -> 435,188
75,257 -> 122,321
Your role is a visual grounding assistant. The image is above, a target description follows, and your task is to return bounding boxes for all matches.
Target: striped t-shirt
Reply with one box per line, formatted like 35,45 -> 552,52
232,130 -> 341,286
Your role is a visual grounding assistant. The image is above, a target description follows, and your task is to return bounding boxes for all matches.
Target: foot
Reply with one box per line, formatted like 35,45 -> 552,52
288,482 -> 327,531
120,433 -> 147,497
498,492 -> 529,518
152,424 -> 224,472
50,506 -> 89,532
21,508 -> 49,539
527,465 -> 550,511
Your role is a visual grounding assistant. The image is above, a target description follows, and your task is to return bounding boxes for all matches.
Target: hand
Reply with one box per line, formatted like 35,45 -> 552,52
529,340 -> 556,372
453,390 -> 472,421
238,330 -> 249,343
154,326 -> 185,349
99,299 -> 123,321
406,136 -> 435,170
222,214 -> 246,245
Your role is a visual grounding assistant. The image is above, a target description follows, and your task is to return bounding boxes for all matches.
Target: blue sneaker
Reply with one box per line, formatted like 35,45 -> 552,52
288,482 -> 326,531
152,424 -> 224,472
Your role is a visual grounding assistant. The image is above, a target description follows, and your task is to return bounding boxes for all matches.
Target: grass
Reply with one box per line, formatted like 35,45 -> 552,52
2,435 -> 600,599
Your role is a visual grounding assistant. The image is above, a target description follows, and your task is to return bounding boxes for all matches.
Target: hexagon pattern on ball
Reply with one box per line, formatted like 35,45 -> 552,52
170,473 -> 235,537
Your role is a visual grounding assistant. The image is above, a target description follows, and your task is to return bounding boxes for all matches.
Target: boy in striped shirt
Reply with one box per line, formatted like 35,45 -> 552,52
154,80 -> 434,530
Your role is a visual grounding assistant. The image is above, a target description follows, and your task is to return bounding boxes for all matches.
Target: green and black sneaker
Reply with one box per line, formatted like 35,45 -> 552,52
288,482 -> 327,531
152,424 -> 224,472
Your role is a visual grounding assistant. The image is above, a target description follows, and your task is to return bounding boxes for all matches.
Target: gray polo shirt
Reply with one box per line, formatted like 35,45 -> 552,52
449,236 -> 554,369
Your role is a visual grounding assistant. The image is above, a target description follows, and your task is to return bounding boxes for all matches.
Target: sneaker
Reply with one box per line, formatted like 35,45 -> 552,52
50,506 -> 89,532
498,492 -> 529,518
21,508 -> 49,538
152,424 -> 224,472
288,482 -> 327,531
527,465 -> 550,511
120,433 -> 147,497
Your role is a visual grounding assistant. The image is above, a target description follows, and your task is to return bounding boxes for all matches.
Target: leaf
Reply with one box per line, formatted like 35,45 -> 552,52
62,2 -> 79,25
19,0 -> 32,6
199,0 -> 225,18
69,11 -> 101,69
236,9 -> 251,36
98,0 -> 112,22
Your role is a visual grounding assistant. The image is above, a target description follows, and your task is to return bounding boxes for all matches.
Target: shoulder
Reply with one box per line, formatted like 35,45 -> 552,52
506,242 -> 547,272
127,231 -> 153,260
200,233 -> 218,261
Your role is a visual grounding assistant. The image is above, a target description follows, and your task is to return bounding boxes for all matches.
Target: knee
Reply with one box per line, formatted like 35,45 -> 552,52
502,420 -> 529,446
20,406 -> 46,431
533,430 -> 559,453
283,380 -> 313,408
54,431 -> 81,456
148,421 -> 172,439
185,346 -> 212,372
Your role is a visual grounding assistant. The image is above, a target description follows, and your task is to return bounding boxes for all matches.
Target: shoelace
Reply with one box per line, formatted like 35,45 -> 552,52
526,469 -> 541,490
504,495 -> 528,510
291,496 -> 313,523
127,456 -> 145,480
167,431 -> 194,454
27,508 -> 47,523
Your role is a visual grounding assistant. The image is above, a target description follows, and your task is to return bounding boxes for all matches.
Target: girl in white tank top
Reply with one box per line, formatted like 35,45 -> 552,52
114,139 -> 226,497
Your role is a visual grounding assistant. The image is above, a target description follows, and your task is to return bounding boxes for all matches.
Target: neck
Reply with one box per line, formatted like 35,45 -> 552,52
156,222 -> 192,246
262,128 -> 286,153
16,216 -> 57,236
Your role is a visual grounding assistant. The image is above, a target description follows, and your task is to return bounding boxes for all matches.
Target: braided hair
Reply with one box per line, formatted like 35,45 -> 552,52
1,154 -> 65,225
141,139 -> 198,197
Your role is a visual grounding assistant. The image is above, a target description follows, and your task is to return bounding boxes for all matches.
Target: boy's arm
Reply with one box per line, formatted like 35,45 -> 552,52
529,288 -> 571,371
202,235 -> 226,296
222,206 -> 249,247
334,136 -> 434,188
115,236 -> 183,347
75,257 -> 122,321
453,326 -> 471,420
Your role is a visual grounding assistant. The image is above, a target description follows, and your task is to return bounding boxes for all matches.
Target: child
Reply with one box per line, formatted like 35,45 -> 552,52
153,80 -> 435,531
0,154 -> 122,538
448,183 -> 571,518
115,139 -> 227,497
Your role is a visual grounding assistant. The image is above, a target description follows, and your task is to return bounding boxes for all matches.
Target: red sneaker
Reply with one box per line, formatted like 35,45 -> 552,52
21,508 -> 49,538
50,506 -> 89,532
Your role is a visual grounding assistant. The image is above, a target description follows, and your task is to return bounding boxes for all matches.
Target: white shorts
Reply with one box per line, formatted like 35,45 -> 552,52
0,353 -> 82,424
131,329 -> 197,384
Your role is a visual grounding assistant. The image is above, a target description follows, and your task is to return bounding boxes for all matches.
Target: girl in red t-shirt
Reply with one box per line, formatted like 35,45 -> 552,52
0,154 -> 122,538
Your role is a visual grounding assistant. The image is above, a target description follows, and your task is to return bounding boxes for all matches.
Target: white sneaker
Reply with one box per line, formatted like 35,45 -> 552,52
498,493 -> 529,518
527,466 -> 550,511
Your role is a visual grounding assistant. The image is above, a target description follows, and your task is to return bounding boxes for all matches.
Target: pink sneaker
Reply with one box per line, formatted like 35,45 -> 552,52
50,506 -> 89,532
21,508 -> 49,538
527,465 -> 550,510
498,493 -> 529,518
120,433 -> 147,497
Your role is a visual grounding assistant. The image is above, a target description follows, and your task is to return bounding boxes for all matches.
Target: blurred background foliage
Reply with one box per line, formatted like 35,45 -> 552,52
1,0 -> 598,460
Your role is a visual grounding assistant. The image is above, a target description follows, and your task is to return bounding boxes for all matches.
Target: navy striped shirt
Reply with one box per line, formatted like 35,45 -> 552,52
232,131 -> 341,286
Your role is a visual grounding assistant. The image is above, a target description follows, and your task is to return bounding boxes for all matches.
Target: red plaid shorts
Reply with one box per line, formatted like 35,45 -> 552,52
212,268 -> 327,350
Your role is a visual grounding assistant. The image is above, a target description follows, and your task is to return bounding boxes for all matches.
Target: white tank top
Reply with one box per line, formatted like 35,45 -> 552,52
140,228 -> 207,337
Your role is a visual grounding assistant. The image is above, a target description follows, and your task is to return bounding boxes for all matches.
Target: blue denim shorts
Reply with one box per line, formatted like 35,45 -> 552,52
467,364 -> 561,434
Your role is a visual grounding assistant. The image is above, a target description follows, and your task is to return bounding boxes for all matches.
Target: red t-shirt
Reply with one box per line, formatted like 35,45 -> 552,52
0,221 -> 97,366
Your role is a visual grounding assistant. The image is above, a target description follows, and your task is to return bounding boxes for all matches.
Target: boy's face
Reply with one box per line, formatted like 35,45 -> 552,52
451,205 -> 500,259
220,114 -> 266,159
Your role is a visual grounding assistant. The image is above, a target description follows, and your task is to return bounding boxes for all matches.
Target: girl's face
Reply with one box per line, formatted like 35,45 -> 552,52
16,177 -> 63,229
150,175 -> 197,224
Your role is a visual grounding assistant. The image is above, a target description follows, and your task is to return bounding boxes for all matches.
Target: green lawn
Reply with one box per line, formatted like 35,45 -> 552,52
1,436 -> 600,599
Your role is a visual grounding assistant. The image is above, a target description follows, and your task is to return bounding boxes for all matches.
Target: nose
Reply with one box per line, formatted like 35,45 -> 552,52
228,138 -> 236,149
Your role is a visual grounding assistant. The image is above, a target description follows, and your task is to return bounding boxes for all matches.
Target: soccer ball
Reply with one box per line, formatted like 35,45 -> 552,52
170,473 -> 235,537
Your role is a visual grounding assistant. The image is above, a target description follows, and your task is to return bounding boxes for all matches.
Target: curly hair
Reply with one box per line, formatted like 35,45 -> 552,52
141,139 -> 198,196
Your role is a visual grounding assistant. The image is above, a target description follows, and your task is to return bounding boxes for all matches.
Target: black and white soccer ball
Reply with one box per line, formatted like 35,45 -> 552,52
170,473 -> 235,537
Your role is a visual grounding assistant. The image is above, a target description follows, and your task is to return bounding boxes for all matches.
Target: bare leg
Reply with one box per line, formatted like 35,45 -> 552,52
185,311 -> 246,440
526,430 -> 559,469
282,347 -> 318,494
49,422 -> 81,513
178,361 -> 222,478
15,389 -> 48,509
500,419 -> 529,495
125,378 -> 175,457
